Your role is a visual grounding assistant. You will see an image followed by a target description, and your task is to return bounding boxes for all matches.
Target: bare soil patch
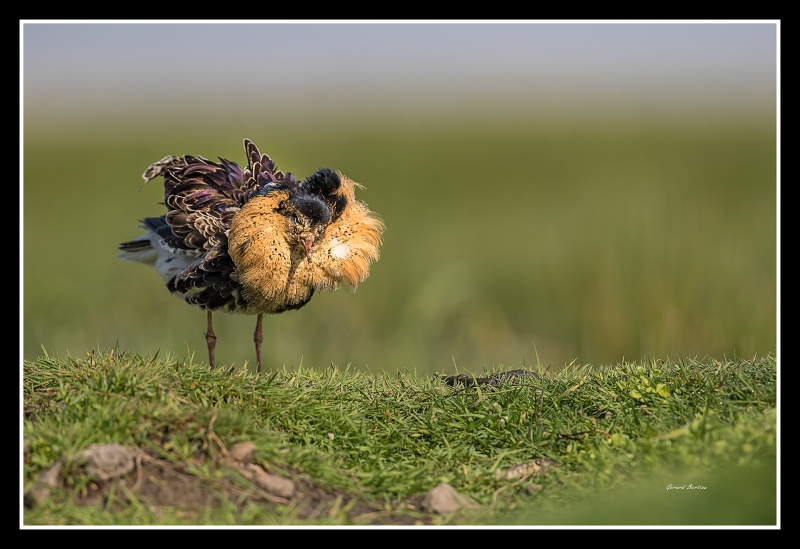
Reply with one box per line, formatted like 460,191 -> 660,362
25,444 -> 437,525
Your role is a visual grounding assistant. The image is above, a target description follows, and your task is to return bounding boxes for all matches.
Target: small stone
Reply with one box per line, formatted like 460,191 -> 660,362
525,482 -> 543,494
229,442 -> 257,465
505,458 -> 558,481
79,444 -> 136,482
420,482 -> 479,515
24,457 -> 65,507
247,464 -> 295,498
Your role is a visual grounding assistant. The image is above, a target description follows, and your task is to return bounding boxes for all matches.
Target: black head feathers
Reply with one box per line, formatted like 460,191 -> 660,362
302,168 -> 348,222
288,194 -> 332,226
302,168 -> 341,197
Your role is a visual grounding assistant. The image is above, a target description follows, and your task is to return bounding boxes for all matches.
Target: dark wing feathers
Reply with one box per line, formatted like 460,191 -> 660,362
151,156 -> 248,253
144,140 -> 298,253
141,215 -> 174,240
244,138 -> 286,181
144,139 -> 293,311
166,236 -> 247,312
244,138 -> 297,197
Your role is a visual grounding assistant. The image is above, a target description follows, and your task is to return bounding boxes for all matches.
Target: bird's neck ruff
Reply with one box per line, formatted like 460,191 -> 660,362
227,181 -> 384,313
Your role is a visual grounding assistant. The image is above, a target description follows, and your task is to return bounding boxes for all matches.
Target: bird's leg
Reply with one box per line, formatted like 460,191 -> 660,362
205,310 -> 217,370
254,313 -> 264,374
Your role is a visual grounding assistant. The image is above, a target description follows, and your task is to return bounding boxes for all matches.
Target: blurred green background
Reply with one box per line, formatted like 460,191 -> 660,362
22,23 -> 777,374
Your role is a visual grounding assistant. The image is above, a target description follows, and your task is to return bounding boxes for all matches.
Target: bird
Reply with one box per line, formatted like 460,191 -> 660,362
118,138 -> 384,373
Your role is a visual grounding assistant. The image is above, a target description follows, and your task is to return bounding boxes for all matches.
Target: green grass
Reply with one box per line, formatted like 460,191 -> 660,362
23,349 -> 777,526
23,113 -> 776,375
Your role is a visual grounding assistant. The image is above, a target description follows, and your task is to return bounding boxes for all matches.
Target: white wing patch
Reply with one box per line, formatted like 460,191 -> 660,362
330,242 -> 351,260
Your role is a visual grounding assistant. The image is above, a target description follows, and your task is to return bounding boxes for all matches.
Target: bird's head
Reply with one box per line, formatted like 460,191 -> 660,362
279,193 -> 332,263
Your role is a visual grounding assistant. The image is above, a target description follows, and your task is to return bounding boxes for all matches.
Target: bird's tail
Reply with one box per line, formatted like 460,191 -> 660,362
117,234 -> 158,264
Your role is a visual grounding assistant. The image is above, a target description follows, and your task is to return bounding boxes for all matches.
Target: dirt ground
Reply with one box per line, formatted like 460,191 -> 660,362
24,443 -> 438,526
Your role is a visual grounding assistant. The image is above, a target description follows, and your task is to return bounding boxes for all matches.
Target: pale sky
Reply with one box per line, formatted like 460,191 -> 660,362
22,22 -> 778,122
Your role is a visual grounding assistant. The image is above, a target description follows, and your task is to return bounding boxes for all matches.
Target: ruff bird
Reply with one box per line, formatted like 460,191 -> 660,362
118,139 -> 384,372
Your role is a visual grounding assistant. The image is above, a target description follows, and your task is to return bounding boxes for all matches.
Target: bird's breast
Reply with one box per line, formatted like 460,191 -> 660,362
227,195 -> 327,313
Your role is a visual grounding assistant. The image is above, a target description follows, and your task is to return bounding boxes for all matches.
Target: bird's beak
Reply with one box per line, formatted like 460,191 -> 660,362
301,234 -> 314,263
